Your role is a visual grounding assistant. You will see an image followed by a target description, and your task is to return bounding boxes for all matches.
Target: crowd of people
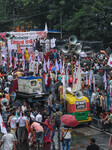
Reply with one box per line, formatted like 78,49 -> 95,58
0,39 -> 111,150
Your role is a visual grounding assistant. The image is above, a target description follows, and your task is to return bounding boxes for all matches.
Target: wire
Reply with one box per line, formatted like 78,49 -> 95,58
0,11 -> 50,23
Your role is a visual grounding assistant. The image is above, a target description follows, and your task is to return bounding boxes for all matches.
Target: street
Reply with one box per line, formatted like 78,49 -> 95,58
14,125 -> 110,150
71,125 -> 110,150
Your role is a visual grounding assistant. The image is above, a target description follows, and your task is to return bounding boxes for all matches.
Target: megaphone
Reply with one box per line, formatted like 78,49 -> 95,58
69,35 -> 77,45
61,44 -> 70,54
66,87 -> 73,94
73,43 -> 82,54
5,33 -> 10,39
75,91 -> 83,99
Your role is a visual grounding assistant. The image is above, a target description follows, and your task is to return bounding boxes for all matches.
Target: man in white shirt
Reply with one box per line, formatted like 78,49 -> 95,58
36,113 -> 42,123
22,101 -> 27,113
8,74 -> 13,81
0,127 -> 15,150
8,112 -> 18,133
18,113 -> 28,143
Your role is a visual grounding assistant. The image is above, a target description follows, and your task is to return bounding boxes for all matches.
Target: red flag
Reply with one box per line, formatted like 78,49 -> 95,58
0,114 -> 7,134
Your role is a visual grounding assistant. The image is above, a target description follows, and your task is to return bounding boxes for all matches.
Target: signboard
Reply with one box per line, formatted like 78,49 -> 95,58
75,100 -> 86,110
7,31 -> 47,50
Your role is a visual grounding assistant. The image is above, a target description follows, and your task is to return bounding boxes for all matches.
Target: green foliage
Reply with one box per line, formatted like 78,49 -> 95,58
0,0 -> 111,45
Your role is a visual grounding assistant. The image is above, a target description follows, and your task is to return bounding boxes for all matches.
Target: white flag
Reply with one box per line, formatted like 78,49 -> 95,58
72,61 -> 81,92
45,74 -> 48,85
29,60 -> 35,72
62,61 -> 66,100
93,75 -> 96,92
108,54 -> 112,67
104,71 -> 107,90
44,22 -> 48,33
0,114 -> 7,134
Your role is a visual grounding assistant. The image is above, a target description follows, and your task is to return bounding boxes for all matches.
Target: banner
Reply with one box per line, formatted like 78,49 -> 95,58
7,31 -> 47,50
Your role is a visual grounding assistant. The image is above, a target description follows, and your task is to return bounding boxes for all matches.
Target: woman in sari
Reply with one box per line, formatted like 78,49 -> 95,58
43,117 -> 53,144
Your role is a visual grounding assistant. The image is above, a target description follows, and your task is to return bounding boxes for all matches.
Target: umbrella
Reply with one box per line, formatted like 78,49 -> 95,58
82,46 -> 92,51
61,115 -> 79,127
50,49 -> 56,53
79,51 -> 87,57
100,66 -> 110,71
100,50 -> 106,54
51,67 -> 55,71
81,59 -> 91,65
12,101 -> 22,108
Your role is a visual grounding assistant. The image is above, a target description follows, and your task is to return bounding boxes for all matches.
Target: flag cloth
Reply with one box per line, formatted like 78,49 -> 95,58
86,72 -> 88,85
60,59 -> 62,74
93,75 -> 96,92
9,51 -> 12,65
14,54 -> 17,69
104,71 -> 107,90
45,22 -> 48,33
45,74 -> 48,85
66,64 -> 69,87
72,68 -> 76,88
29,60 -> 34,72
43,59 -> 47,73
22,54 -> 25,70
55,59 -> 59,72
72,61 -> 81,92
89,70 -> 93,86
38,55 -> 40,64
62,60 -> 66,100
108,54 -> 112,67
0,114 -> 7,134
47,58 -> 50,70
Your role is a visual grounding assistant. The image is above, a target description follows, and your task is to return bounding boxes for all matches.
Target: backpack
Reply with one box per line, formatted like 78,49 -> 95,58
55,112 -> 61,126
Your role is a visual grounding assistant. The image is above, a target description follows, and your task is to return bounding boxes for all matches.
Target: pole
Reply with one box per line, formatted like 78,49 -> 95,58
71,51 -> 73,80
0,43 -> 1,66
7,39 -> 9,72
60,15 -> 62,39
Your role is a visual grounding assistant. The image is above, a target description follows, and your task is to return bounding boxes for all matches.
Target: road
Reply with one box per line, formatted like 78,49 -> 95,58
71,125 -> 110,150
14,125 -> 110,150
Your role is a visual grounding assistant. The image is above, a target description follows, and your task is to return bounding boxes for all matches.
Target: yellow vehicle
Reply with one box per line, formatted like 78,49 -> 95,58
65,93 -> 91,123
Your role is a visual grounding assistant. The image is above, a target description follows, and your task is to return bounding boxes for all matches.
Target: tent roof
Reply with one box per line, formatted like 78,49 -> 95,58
30,29 -> 61,33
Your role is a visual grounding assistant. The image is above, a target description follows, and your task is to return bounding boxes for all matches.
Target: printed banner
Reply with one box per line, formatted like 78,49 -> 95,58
7,31 -> 47,50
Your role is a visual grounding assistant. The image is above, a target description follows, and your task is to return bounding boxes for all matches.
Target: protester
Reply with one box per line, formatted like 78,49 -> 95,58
18,112 -> 28,143
14,69 -> 24,77
51,107 -> 62,140
61,125 -> 72,150
31,120 -> 44,148
43,116 -> 53,144
8,112 -> 18,133
1,94 -> 9,107
87,138 -> 99,150
48,91 -> 54,116
22,101 -> 27,113
109,134 -> 112,150
36,112 -> 42,123
0,127 -> 16,150
99,110 -> 112,132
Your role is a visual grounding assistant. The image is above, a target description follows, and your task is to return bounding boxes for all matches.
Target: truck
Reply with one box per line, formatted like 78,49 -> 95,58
14,76 -> 48,106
